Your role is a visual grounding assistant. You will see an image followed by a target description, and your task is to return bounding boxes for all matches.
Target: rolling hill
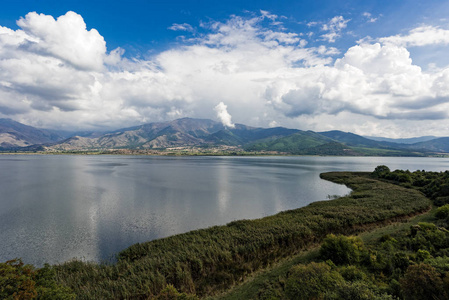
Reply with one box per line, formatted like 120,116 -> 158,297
0,118 -> 67,149
406,137 -> 449,153
319,130 -> 401,149
364,135 -> 438,144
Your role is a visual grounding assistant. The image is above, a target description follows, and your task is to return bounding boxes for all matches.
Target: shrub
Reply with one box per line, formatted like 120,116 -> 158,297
285,262 -> 344,300
408,225 -> 449,253
416,249 -> 431,261
417,222 -> 436,231
0,259 -> 37,300
423,256 -> 449,273
331,281 -> 389,300
154,284 -> 199,300
392,252 -> 410,272
339,265 -> 367,281
371,165 -> 390,178
400,263 -> 447,300
0,259 -> 75,300
435,204 -> 449,219
319,234 -> 365,265
257,280 -> 282,300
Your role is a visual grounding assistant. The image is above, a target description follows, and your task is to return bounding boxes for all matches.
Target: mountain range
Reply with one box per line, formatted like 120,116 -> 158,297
1,117 -> 448,156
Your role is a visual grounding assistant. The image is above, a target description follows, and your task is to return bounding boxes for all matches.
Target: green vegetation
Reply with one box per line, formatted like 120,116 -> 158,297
371,165 -> 449,207
284,262 -> 345,299
318,234 -> 364,265
436,204 -> 449,219
220,221 -> 449,300
0,259 -> 75,299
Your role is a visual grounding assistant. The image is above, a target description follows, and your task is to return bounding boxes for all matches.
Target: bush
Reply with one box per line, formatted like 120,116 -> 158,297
435,204 -> 449,219
319,234 -> 365,265
408,224 -> 449,254
0,259 -> 37,300
386,170 -> 412,183
331,281 -> 390,300
400,263 -> 447,300
423,256 -> 449,273
285,262 -> 344,300
0,259 -> 75,300
371,165 -> 390,178
155,284 -> 199,300
339,265 -> 367,281
392,252 -> 410,272
416,249 -> 431,261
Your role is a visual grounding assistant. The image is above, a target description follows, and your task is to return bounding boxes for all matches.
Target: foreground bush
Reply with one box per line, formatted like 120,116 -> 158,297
319,234 -> 365,265
0,259 -> 75,299
285,262 -> 343,299
436,204 -> 449,219
400,263 -> 447,300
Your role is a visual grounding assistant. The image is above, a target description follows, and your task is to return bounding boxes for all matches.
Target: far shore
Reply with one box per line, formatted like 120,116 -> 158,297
1,149 -> 448,157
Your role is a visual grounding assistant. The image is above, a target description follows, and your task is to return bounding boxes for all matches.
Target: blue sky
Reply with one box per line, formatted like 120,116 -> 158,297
2,1 -> 446,60
1,0 -> 449,137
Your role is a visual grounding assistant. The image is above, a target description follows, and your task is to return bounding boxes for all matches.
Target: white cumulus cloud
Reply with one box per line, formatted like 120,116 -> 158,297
1,11 -> 449,137
214,102 -> 235,128
16,11 -> 109,71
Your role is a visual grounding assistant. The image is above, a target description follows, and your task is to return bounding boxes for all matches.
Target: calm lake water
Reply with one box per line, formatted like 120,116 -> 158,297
1,155 -> 449,266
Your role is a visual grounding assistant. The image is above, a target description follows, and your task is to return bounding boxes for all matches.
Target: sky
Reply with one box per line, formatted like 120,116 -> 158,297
1,1 -> 449,137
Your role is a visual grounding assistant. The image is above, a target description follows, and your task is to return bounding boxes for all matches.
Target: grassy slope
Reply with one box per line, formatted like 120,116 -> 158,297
54,172 -> 430,299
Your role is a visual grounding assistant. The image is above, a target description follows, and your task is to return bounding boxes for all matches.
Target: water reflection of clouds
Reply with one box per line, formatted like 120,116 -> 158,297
216,162 -> 230,214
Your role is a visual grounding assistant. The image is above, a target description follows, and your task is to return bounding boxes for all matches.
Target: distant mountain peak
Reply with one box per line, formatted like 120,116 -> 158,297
1,117 -> 448,155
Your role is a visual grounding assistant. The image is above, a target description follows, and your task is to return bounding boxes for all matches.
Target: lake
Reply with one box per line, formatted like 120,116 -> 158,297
1,155 -> 448,266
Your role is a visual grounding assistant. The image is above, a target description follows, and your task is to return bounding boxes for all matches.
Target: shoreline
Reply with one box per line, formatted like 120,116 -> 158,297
0,150 -> 446,157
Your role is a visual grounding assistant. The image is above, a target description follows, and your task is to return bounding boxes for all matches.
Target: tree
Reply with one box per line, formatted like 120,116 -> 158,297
371,165 -> 390,178
400,263 -> 447,300
0,259 -> 37,300
0,259 -> 75,300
